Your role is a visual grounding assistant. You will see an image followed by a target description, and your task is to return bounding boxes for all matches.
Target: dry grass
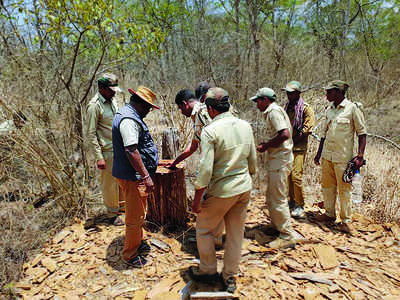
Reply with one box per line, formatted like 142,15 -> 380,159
0,200 -> 67,291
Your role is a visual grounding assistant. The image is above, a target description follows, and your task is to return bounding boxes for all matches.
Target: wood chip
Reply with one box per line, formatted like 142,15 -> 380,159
132,290 -> 147,300
150,238 -> 171,252
53,230 -> 71,244
288,272 -> 333,286
190,291 -> 239,299
345,252 -> 372,264
390,225 -> 400,240
32,267 -> 49,284
147,275 -> 180,298
303,288 -> 320,300
41,257 -> 57,273
364,231 -> 384,242
312,244 -> 339,269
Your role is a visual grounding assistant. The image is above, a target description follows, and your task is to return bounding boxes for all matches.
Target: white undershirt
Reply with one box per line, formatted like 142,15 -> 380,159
120,118 -> 142,147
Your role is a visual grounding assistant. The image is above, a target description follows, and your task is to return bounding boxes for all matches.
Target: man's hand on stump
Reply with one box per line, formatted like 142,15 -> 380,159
166,162 -> 178,170
143,176 -> 154,193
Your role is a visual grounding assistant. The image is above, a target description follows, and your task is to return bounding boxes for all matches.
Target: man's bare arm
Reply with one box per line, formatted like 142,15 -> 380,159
257,129 -> 290,153
125,145 -> 154,193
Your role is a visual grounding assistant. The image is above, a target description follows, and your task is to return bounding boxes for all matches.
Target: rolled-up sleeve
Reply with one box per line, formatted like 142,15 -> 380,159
269,110 -> 288,132
353,105 -> 367,136
321,115 -> 330,138
194,129 -> 215,190
248,129 -> 257,175
86,103 -> 103,161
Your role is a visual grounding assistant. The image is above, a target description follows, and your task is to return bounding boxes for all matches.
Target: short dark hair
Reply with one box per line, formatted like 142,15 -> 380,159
195,81 -> 210,99
175,89 -> 196,105
206,102 -> 230,113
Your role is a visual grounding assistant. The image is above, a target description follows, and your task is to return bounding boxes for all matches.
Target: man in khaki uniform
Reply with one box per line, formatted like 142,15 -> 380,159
168,89 -> 212,169
86,73 -> 124,225
250,87 -> 298,248
314,80 -> 367,234
282,81 -> 315,218
169,89 -> 224,248
189,88 -> 256,293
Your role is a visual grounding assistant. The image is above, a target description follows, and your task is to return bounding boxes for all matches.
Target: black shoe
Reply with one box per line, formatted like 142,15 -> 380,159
188,266 -> 219,284
288,200 -> 296,210
220,275 -> 236,294
123,255 -> 147,268
138,241 -> 151,254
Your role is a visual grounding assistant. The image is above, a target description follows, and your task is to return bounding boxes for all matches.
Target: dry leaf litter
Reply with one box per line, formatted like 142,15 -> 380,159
13,195 -> 400,299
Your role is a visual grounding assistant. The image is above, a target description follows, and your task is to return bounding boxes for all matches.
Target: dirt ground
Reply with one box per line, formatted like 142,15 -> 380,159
10,194 -> 400,300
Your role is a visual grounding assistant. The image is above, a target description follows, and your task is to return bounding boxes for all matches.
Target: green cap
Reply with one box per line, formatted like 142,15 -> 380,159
205,87 -> 229,106
324,80 -> 350,92
281,81 -> 302,92
98,73 -> 122,92
250,87 -> 277,102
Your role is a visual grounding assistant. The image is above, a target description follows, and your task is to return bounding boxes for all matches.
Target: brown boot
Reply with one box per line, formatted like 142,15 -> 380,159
315,213 -> 336,223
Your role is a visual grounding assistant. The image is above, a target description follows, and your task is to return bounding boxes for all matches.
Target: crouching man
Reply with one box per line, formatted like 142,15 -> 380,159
189,88 -> 257,293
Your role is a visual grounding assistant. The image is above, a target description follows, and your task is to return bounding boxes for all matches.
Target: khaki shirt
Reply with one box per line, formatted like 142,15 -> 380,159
191,102 -> 212,142
86,93 -> 119,161
195,112 -> 257,198
322,99 -> 367,163
286,102 -> 315,151
263,102 -> 294,170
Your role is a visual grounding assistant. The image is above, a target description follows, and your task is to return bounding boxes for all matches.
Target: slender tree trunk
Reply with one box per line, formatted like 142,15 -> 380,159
234,0 -> 241,91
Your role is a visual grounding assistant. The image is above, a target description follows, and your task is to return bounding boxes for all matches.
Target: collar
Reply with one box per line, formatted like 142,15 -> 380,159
212,111 -> 233,122
331,98 -> 351,109
191,101 -> 203,116
264,101 -> 279,114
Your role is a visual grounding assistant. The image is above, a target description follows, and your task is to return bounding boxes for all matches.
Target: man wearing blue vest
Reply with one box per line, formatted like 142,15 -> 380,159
112,86 -> 159,267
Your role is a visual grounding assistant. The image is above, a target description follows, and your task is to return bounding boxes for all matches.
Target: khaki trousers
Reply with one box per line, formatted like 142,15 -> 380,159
116,179 -> 148,261
266,164 -> 294,237
321,158 -> 352,223
196,191 -> 250,279
100,152 -> 124,215
288,151 -> 306,207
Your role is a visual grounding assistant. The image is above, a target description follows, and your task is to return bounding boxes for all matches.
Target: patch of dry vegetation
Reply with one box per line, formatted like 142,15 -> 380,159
0,201 -> 67,292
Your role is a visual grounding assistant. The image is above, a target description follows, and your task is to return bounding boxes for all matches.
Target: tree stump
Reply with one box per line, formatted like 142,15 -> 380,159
162,128 -> 180,159
146,160 -> 188,230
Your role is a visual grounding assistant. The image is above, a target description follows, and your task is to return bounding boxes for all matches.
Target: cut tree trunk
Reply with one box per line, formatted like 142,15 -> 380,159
146,160 -> 188,231
162,128 -> 180,159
